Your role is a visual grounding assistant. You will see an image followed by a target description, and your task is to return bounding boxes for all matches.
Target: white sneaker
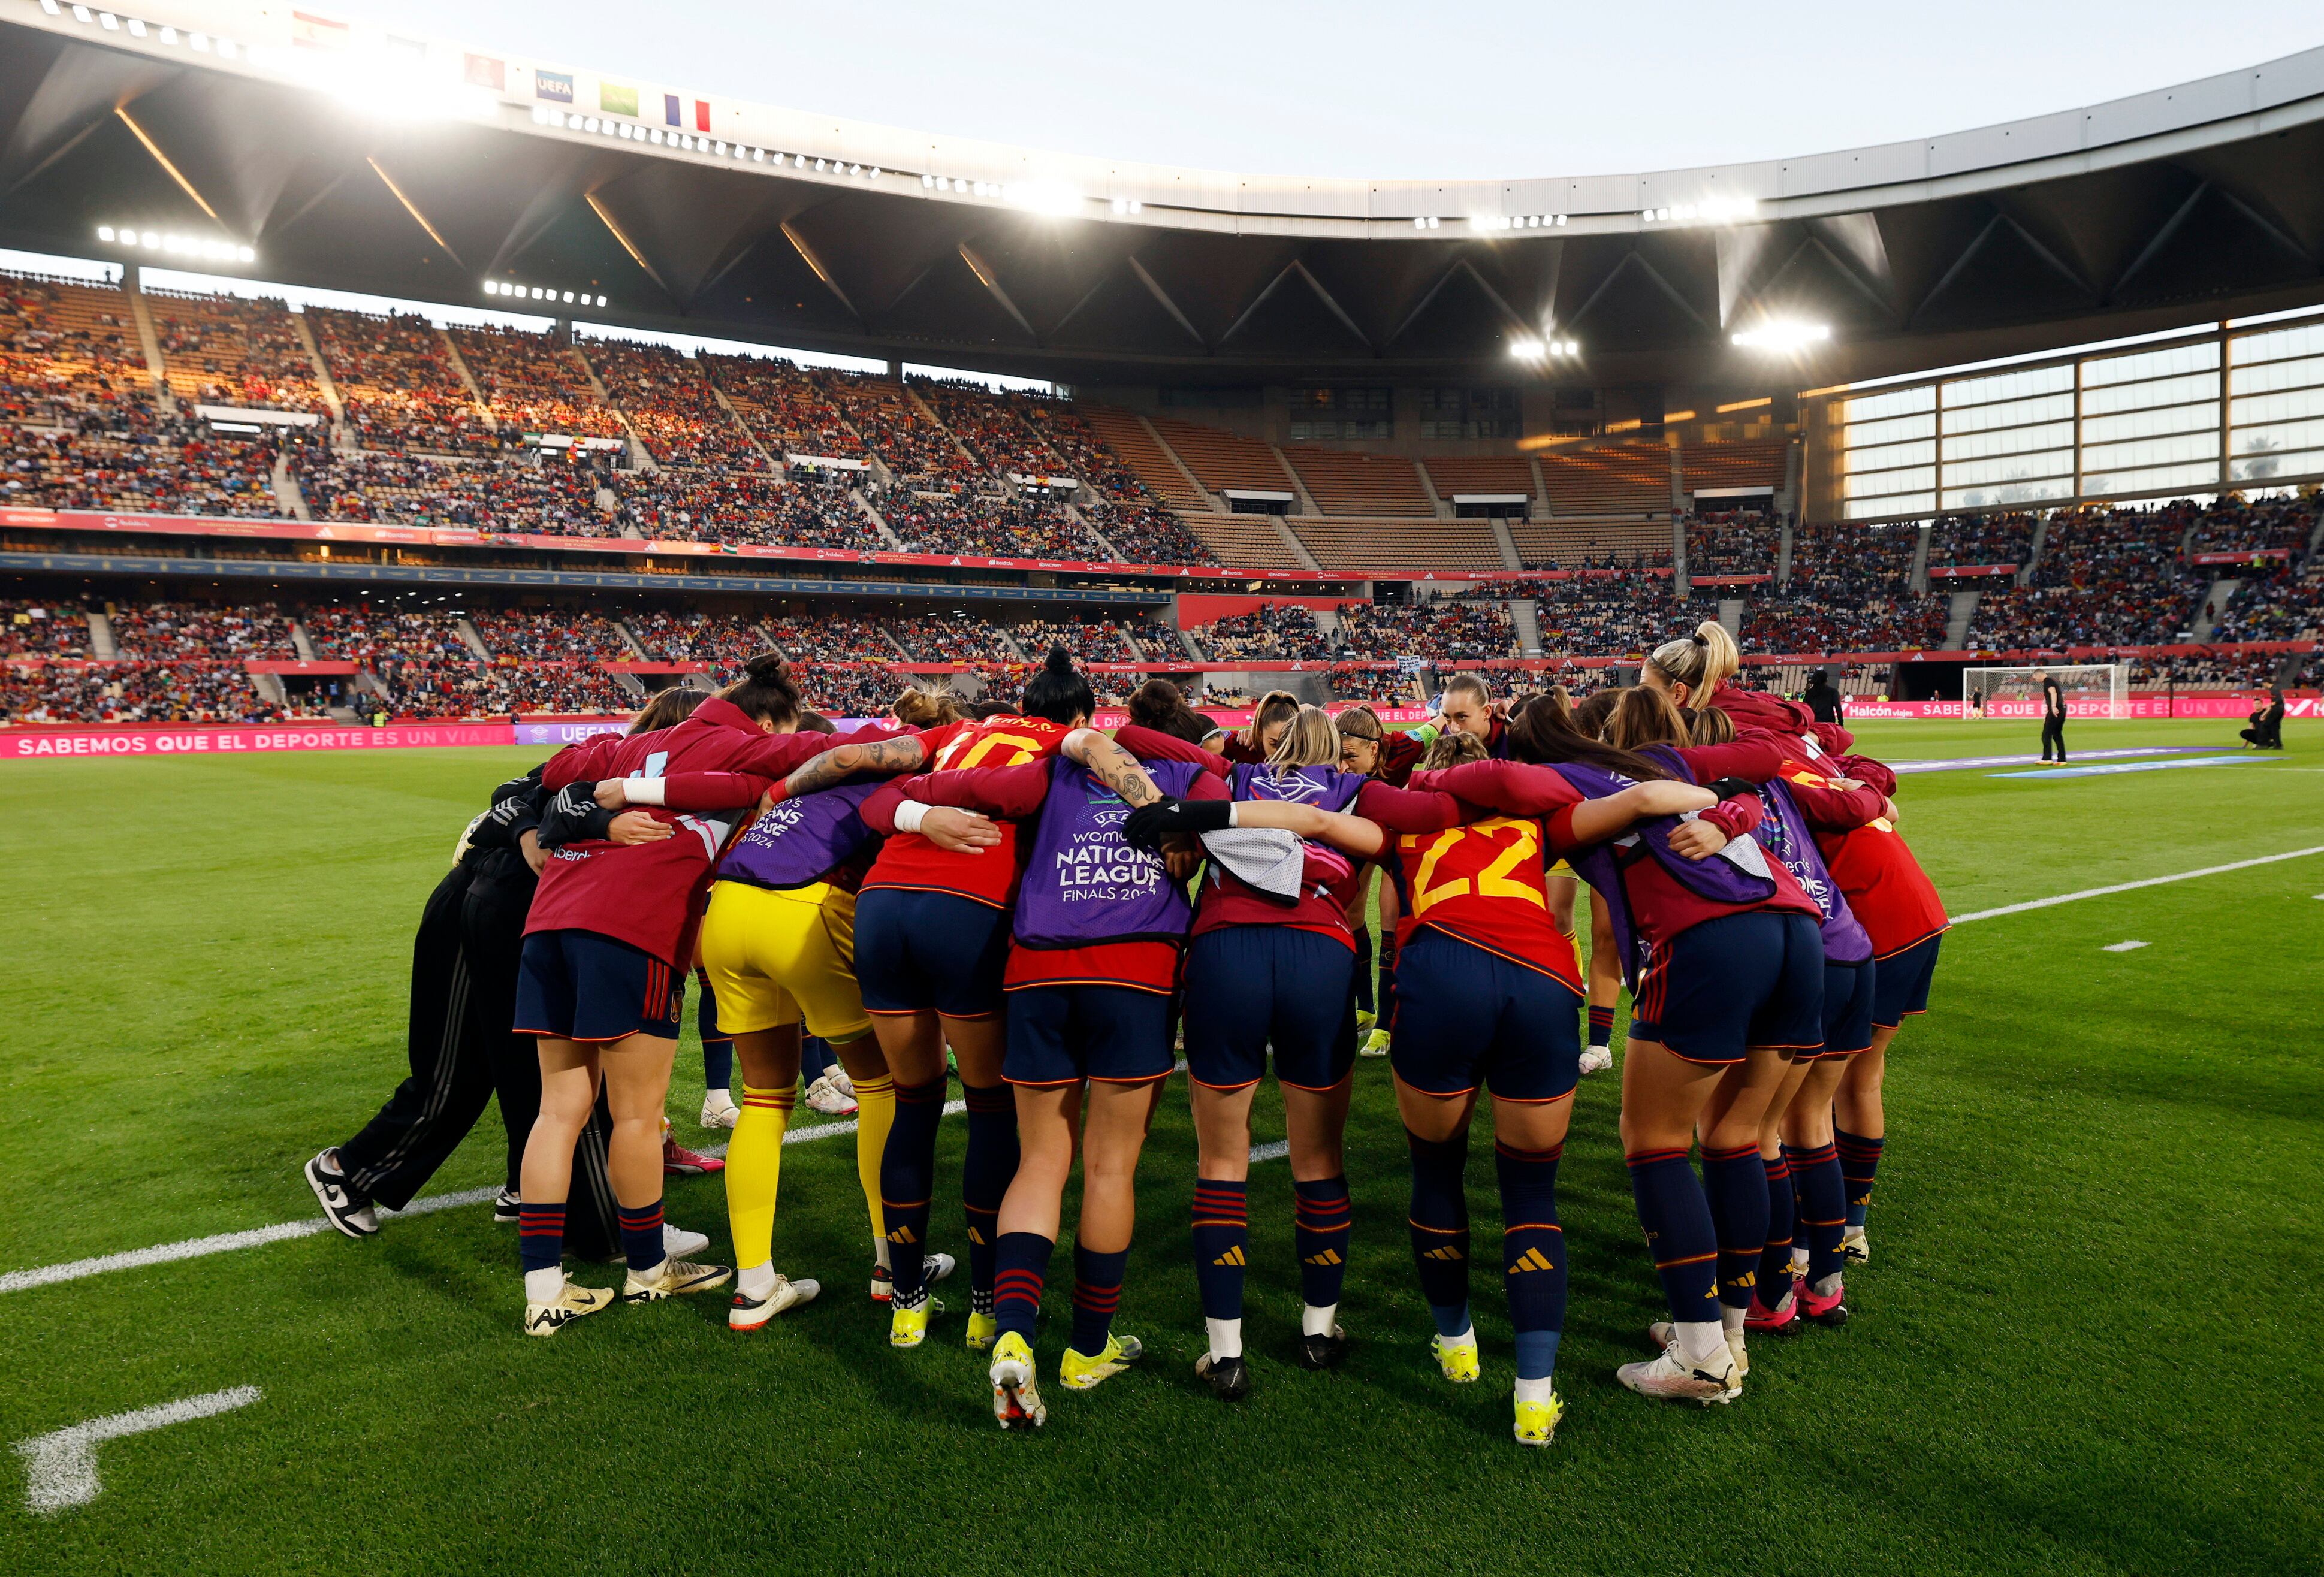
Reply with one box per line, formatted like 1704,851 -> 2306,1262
663,1223 -> 711,1259
728,1273 -> 821,1330
826,1068 -> 856,1099
621,1257 -> 734,1303
1577,1045 -> 1614,1076
304,1151 -> 378,1239
1616,1334 -> 1740,1404
804,1074 -> 859,1117
1652,1319 -> 1747,1379
1840,1225 -> 1870,1265
699,1090 -> 741,1129
524,1276 -> 614,1336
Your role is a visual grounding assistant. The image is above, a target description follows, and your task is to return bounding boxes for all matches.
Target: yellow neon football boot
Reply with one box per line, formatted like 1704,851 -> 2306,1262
964,1309 -> 999,1351
1432,1330 -> 1481,1383
989,1331 -> 1046,1429
1058,1331 -> 1143,1391
1513,1390 -> 1565,1448
888,1294 -> 944,1349
1359,1027 -> 1392,1059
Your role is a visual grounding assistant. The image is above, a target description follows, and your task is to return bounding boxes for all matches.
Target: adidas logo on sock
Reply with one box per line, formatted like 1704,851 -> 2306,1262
886,1225 -> 917,1246
1421,1246 -> 1466,1262
1508,1248 -> 1556,1274
1302,1249 -> 1343,1267
1211,1246 -> 1246,1267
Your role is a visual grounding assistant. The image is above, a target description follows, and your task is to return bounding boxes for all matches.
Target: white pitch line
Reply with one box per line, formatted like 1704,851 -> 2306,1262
1249,1140 -> 1290,1163
16,1386 -> 261,1515
1951,846 -> 2324,925
2101,940 -> 2150,953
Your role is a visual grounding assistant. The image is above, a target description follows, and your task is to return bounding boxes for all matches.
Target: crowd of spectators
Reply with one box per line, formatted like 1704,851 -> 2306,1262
299,450 -> 609,534
886,614 -> 1019,663
1787,521 -> 1918,599
1684,514 -> 1780,578
1741,595 -> 1949,654
148,292 -> 327,415
1927,512 -> 2036,571
873,487 -> 1095,558
612,469 -> 870,548
1336,600 -> 1514,661
702,354 -> 865,458
310,307 -> 493,454
582,341 -> 765,470
627,611 -> 768,669
110,600 -> 295,660
1008,620 -> 1136,663
449,326 -> 625,440
1,659 -> 297,723
0,275 -> 152,424
2184,493 -> 2322,557
762,615 -> 899,664
820,375 -> 974,487
1192,606 -> 1336,661
2,600 -> 88,655
2129,652 -> 2289,691
3,422 -> 294,516
469,609 -> 633,663
1530,578 -> 1668,654
1972,504 -> 2207,647
2211,565 -> 2324,642
299,604 -> 472,663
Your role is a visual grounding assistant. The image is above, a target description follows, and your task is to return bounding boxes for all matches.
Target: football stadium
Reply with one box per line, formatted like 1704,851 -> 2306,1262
2,2 -> 2320,1570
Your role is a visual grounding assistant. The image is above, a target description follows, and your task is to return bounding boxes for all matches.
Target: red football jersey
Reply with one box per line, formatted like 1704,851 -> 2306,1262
1390,815 -> 1581,989
1804,783 -> 1949,957
859,714 -> 1073,908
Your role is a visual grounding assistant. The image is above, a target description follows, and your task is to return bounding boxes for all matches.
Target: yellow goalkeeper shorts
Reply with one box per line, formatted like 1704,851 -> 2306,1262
698,880 -> 871,1043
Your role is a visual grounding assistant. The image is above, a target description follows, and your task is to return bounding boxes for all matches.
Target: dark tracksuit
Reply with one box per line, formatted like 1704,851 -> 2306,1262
2040,680 -> 2068,761
333,774 -> 620,1258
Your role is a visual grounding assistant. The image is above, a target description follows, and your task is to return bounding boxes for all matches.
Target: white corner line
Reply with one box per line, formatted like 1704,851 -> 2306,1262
2101,940 -> 2150,952
1951,847 -> 2324,925
16,1386 -> 261,1515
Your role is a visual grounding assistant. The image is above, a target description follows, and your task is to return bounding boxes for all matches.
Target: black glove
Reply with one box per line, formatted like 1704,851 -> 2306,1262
536,781 -> 618,848
1122,795 -> 1234,851
1703,777 -> 1758,801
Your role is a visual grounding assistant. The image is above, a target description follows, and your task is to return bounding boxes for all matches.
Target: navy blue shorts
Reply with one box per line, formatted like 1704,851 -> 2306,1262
1004,984 -> 1175,1087
1390,926 -> 1582,1103
1182,926 -> 1357,1092
1872,932 -> 1942,1029
1815,960 -> 1876,1059
853,889 -> 1011,1018
514,929 -> 685,1043
1630,911 -> 1824,1065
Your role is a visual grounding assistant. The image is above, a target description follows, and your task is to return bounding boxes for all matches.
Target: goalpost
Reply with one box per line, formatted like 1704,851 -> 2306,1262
1960,663 -> 2127,720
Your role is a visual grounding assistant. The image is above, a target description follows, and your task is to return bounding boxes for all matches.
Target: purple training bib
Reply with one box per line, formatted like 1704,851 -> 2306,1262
1013,757 -> 1204,950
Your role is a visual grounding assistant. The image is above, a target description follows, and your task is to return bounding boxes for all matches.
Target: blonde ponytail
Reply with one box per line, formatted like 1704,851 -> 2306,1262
1646,619 -> 1739,709
1266,703 -> 1342,772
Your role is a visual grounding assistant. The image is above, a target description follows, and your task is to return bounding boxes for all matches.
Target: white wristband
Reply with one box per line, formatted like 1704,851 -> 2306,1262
621,775 -> 666,806
894,800 -> 933,834
1226,802 -> 1241,827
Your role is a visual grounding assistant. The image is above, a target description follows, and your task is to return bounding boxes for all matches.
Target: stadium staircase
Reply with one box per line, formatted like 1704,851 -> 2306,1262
436,331 -> 496,432
1943,591 -> 1978,649
86,611 -> 116,658
1487,518 -> 1523,569
852,490 -> 909,550
271,452 -> 310,521
1906,523 -> 1932,592
454,618 -> 492,661
2019,518 -> 2050,586
2191,581 -> 2239,642
1510,597 -> 1544,656
288,312 -> 345,424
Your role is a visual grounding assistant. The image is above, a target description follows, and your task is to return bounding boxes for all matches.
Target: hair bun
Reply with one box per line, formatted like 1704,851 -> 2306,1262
746,652 -> 789,681
1043,646 -> 1075,674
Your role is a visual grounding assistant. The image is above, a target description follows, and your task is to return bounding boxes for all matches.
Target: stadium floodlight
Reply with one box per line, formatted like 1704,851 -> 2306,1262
98,11 -> 117,29
70,4 -> 89,20
96,225 -> 113,241
1732,320 -> 1831,351
39,0 -> 58,14
127,17 -> 144,35
1007,181 -> 1080,216
158,23 -> 174,41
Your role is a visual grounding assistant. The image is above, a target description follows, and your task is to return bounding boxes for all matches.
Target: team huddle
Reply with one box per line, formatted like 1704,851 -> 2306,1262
312,621 -> 1946,1448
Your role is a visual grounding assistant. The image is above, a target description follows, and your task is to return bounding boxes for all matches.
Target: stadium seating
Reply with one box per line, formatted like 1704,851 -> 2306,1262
1679,439 -> 1786,495
110,600 -> 295,659
701,354 -> 867,458
1422,457 -> 1537,507
1288,516 -> 1506,571
309,307 -> 493,454
147,291 -> 328,414
888,614 -> 1021,663
1510,518 -> 1674,570
469,609 -> 633,663
582,340 -> 765,470
449,325 -> 625,440
1281,448 -> 1432,516
763,615 -> 900,664
1528,576 -> 1671,655
1076,407 -> 1212,513
1336,600 -> 1514,661
613,470 -> 873,548
1537,441 -> 1672,516
2212,564 -> 2323,642
1010,619 -> 1138,663
1927,512 -> 2036,572
0,274 -> 152,422
626,611 -> 770,667
1149,416 -> 1296,497
1685,513 -> 1781,578
301,451 -> 608,533
1,599 -> 89,655
1191,606 -> 1336,661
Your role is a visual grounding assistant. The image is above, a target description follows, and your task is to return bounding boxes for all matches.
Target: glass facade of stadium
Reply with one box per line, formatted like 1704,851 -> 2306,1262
1804,311 -> 2324,522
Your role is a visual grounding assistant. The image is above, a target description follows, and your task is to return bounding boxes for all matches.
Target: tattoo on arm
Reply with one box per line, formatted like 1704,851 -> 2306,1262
779,735 -> 927,799
1080,735 -> 1164,808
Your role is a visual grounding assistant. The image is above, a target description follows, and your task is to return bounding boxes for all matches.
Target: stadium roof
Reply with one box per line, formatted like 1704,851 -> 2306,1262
7,3 -> 2324,389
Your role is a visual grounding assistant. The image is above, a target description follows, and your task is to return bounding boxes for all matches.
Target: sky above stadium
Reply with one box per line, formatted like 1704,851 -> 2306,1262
373,0 -> 2321,179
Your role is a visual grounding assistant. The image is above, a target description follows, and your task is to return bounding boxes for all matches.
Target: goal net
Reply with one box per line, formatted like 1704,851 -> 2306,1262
1960,663 -> 2126,720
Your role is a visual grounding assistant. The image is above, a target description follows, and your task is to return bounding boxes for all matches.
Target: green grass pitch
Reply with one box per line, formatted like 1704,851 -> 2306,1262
1,720 -> 2319,1573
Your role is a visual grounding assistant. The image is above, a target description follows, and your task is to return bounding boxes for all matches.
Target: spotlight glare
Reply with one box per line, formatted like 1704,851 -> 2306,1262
96,225 -> 114,241
1731,320 -> 1830,351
